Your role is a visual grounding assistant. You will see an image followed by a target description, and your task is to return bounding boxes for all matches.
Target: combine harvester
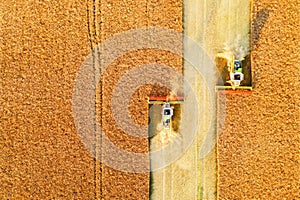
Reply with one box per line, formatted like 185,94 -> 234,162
215,52 -> 253,94
148,95 -> 184,141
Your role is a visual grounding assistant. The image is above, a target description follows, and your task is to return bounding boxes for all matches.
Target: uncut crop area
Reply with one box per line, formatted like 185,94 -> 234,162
1,0 -> 299,200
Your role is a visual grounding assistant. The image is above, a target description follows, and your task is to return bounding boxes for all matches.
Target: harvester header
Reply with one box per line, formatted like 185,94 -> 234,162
148,96 -> 184,104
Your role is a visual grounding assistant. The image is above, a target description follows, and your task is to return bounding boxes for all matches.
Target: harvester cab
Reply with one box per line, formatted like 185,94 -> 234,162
229,60 -> 244,88
162,103 -> 173,129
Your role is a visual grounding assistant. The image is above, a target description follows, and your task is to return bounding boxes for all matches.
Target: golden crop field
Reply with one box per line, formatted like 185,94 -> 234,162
0,0 -> 299,199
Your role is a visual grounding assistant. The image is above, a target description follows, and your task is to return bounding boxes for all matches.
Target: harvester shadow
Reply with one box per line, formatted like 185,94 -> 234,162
252,8 -> 269,48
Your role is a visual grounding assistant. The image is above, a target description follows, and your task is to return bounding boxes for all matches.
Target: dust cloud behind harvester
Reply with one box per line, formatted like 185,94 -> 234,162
205,0 -> 251,60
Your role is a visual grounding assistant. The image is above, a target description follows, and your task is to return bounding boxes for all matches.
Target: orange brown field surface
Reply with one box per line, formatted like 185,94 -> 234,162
0,0 -> 299,199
